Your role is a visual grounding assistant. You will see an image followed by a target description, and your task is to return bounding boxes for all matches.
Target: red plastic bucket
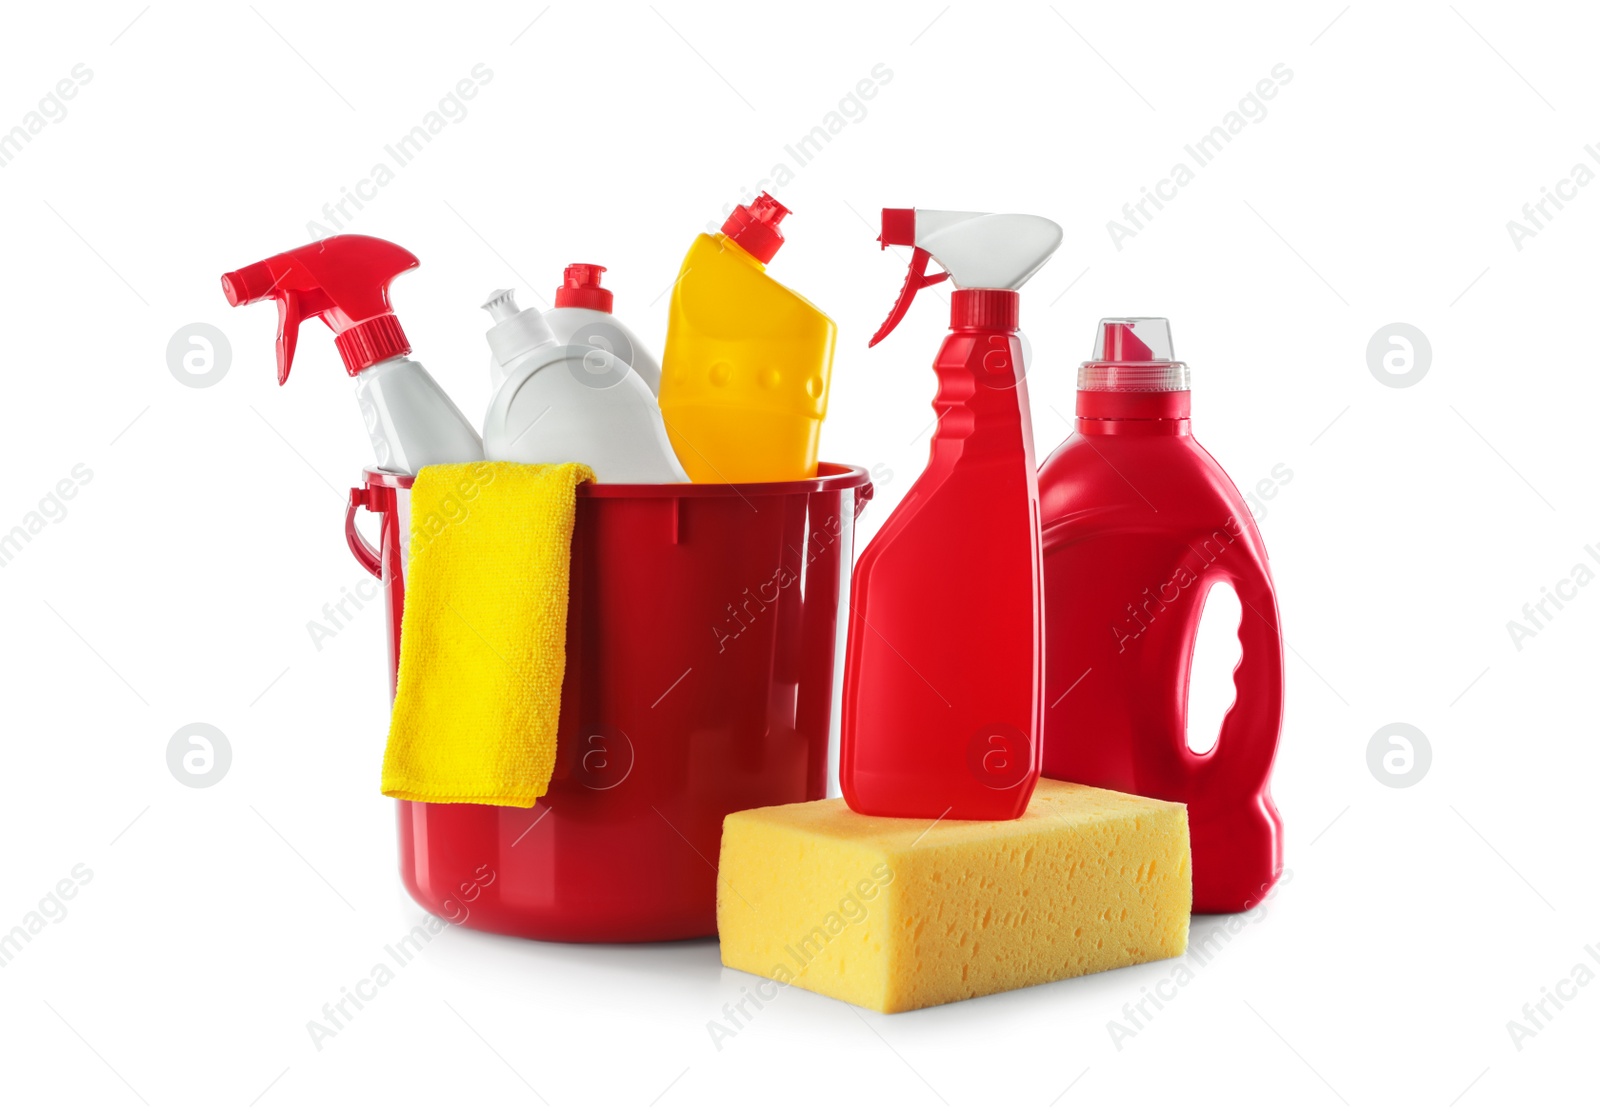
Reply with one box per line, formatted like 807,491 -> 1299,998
346,464 -> 872,942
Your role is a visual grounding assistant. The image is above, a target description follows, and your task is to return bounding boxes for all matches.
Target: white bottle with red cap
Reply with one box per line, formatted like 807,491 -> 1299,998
480,289 -> 688,483
542,264 -> 662,395
482,264 -> 662,397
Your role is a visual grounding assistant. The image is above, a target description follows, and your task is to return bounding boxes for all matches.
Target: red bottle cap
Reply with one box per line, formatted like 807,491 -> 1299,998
554,263 -> 614,313
950,289 -> 1019,332
334,314 -> 410,373
1080,318 -> 1187,389
721,192 -> 789,264
1077,317 -> 1191,421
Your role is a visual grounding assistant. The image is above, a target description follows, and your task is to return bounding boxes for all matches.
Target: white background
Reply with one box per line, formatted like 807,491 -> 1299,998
0,2 -> 1594,1108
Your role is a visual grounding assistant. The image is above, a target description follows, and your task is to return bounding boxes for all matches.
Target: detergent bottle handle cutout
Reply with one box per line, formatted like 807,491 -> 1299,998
1176,550 -> 1285,908
1153,543 -> 1284,785
1185,557 -> 1283,797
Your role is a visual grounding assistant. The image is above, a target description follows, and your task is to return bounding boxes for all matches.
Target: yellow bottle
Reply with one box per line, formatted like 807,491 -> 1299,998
659,194 -> 837,483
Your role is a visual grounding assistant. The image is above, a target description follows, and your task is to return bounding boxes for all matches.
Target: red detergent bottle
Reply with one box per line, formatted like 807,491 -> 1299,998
841,208 -> 1062,820
1038,318 -> 1283,911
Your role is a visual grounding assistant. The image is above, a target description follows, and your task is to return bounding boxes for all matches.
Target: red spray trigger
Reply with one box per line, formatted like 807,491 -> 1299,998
870,208 -> 949,347
221,235 -> 420,384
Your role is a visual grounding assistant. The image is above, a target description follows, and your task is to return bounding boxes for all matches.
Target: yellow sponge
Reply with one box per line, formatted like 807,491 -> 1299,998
717,779 -> 1190,1013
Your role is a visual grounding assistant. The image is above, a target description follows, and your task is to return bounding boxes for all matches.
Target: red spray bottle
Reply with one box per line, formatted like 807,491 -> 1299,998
1038,318 -> 1284,911
841,208 -> 1062,820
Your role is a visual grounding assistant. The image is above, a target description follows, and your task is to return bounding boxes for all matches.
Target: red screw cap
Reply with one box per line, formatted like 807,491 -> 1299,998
721,192 -> 790,264
334,314 -> 410,375
555,263 -> 614,313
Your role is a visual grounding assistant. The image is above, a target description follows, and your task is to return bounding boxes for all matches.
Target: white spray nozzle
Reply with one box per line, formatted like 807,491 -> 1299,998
901,211 -> 1063,290
871,208 -> 1063,345
482,288 -> 520,323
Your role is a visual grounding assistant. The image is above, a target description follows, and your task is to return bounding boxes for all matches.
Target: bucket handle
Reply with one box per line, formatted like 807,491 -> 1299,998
345,486 -> 384,579
854,480 -> 874,520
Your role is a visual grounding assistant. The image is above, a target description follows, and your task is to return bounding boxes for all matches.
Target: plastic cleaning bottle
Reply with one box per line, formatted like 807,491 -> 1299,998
542,264 -> 662,395
221,235 -> 483,474
481,286 -> 557,401
840,208 -> 1062,820
480,289 -> 687,484
658,192 -> 837,483
1038,318 -> 1284,912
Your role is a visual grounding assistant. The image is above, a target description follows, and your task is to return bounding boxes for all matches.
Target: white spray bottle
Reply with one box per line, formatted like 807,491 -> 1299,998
222,235 -> 483,474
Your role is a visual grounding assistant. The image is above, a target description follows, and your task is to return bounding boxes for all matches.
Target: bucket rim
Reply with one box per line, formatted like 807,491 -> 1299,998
361,461 -> 871,499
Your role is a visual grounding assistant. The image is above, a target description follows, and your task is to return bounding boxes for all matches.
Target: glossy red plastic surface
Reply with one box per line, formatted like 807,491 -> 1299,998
720,192 -> 788,264
221,234 -> 419,382
1038,407 -> 1284,913
348,465 -> 871,941
841,291 -> 1042,820
554,263 -> 613,312
869,246 -> 949,348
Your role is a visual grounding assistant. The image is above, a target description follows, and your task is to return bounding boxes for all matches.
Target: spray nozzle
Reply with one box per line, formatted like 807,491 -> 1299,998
870,208 -> 1063,347
221,234 -> 419,384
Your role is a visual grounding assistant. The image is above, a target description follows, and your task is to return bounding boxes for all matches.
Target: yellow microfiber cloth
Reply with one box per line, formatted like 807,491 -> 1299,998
382,460 -> 594,807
